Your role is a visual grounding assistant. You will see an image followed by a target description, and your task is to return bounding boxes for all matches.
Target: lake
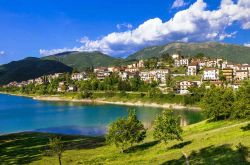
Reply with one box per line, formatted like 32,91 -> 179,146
0,94 -> 204,136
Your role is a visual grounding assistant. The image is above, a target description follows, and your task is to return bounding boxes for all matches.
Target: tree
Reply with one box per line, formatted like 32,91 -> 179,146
46,137 -> 64,165
161,52 -> 170,61
202,87 -> 234,121
219,70 -> 226,82
106,110 -> 146,152
153,110 -> 183,144
165,74 -> 175,88
72,68 -> 79,73
147,88 -> 163,98
233,80 -> 250,119
118,79 -> 131,91
195,53 -> 205,59
130,76 -> 141,91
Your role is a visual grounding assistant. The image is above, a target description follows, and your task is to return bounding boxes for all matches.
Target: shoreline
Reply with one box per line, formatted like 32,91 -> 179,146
34,96 -> 201,111
0,92 -> 201,110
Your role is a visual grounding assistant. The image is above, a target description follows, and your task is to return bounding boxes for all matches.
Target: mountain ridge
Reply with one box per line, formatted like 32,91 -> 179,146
42,51 -> 124,71
126,42 -> 250,63
0,57 -> 72,85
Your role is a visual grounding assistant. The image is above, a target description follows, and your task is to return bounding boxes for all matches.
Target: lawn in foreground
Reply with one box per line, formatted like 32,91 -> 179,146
0,120 -> 249,165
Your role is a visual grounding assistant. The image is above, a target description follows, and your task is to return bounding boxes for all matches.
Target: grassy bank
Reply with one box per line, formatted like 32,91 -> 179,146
0,91 -> 201,110
1,120 -> 249,165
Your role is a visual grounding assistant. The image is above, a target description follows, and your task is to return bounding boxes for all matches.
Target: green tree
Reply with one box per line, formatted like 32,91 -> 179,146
233,80 -> 250,119
153,110 -> 183,144
72,68 -> 79,73
147,88 -> 163,98
46,137 -> 64,165
202,87 -> 234,120
195,53 -> 205,59
165,74 -> 175,88
161,52 -> 170,60
106,110 -> 146,152
118,79 -> 131,91
219,70 -> 226,82
129,76 -> 141,91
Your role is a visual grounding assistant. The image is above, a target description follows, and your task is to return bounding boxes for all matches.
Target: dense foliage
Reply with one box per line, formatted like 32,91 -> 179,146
106,110 -> 146,152
232,81 -> 250,119
153,110 -> 183,144
0,57 -> 72,85
202,80 -> 250,120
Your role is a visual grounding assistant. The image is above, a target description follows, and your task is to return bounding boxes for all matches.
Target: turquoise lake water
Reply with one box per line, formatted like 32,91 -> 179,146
0,94 -> 204,136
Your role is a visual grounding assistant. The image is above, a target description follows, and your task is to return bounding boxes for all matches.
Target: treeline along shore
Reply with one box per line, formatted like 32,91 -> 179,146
0,91 -> 201,110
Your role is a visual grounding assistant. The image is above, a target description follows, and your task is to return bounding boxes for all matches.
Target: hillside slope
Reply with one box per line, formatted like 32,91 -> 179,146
0,57 -> 72,85
43,51 -> 124,71
127,42 -> 250,63
0,120 -> 249,164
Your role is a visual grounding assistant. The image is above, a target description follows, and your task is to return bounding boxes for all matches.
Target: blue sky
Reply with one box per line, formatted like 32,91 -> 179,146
0,0 -> 250,64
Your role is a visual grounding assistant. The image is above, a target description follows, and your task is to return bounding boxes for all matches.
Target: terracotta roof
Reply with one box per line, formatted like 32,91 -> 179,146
188,62 -> 198,66
222,67 -> 233,70
204,67 -> 217,71
236,70 -> 248,72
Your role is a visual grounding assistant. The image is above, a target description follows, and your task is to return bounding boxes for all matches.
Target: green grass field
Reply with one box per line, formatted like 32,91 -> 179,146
0,120 -> 249,165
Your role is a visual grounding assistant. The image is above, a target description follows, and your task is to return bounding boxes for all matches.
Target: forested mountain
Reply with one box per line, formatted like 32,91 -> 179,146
0,57 -> 72,85
43,51 -> 124,71
127,42 -> 250,63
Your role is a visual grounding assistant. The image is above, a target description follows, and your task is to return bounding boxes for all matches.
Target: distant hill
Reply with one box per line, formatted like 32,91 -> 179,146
2,42 -> 250,85
43,51 -> 124,71
127,42 -> 250,63
0,57 -> 72,85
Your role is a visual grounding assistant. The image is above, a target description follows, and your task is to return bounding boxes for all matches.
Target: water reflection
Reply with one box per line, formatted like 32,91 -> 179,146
0,94 -> 204,136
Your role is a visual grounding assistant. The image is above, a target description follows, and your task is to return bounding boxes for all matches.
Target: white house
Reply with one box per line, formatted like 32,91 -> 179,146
152,69 -> 170,84
187,62 -> 199,76
119,72 -> 129,81
34,77 -> 45,85
71,72 -> 87,81
125,67 -> 139,73
139,71 -> 151,82
94,67 -> 108,73
67,85 -> 77,92
203,68 -> 219,81
57,82 -> 66,92
171,54 -> 180,59
174,58 -> 189,67
235,70 -> 249,81
139,69 -> 170,84
178,81 -> 197,94
96,71 -> 111,80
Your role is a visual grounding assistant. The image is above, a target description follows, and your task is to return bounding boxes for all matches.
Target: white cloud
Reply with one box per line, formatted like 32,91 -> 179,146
244,43 -> 250,47
116,23 -> 133,30
40,0 -> 250,57
172,0 -> 188,9
0,51 -> 5,56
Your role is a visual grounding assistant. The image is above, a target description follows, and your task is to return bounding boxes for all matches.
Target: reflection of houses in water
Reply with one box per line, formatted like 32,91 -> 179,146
180,117 -> 188,126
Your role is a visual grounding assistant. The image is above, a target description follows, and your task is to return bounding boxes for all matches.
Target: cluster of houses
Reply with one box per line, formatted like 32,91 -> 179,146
172,54 -> 250,93
4,73 -> 64,88
3,53 -> 250,94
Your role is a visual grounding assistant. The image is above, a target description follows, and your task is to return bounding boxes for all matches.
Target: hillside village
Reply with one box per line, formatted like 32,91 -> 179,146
2,53 -> 250,94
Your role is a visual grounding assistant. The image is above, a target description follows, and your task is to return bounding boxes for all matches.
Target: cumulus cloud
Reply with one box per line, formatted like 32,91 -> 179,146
244,43 -> 250,47
171,0 -> 188,9
116,23 -> 133,30
0,51 -> 5,56
40,0 -> 250,57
